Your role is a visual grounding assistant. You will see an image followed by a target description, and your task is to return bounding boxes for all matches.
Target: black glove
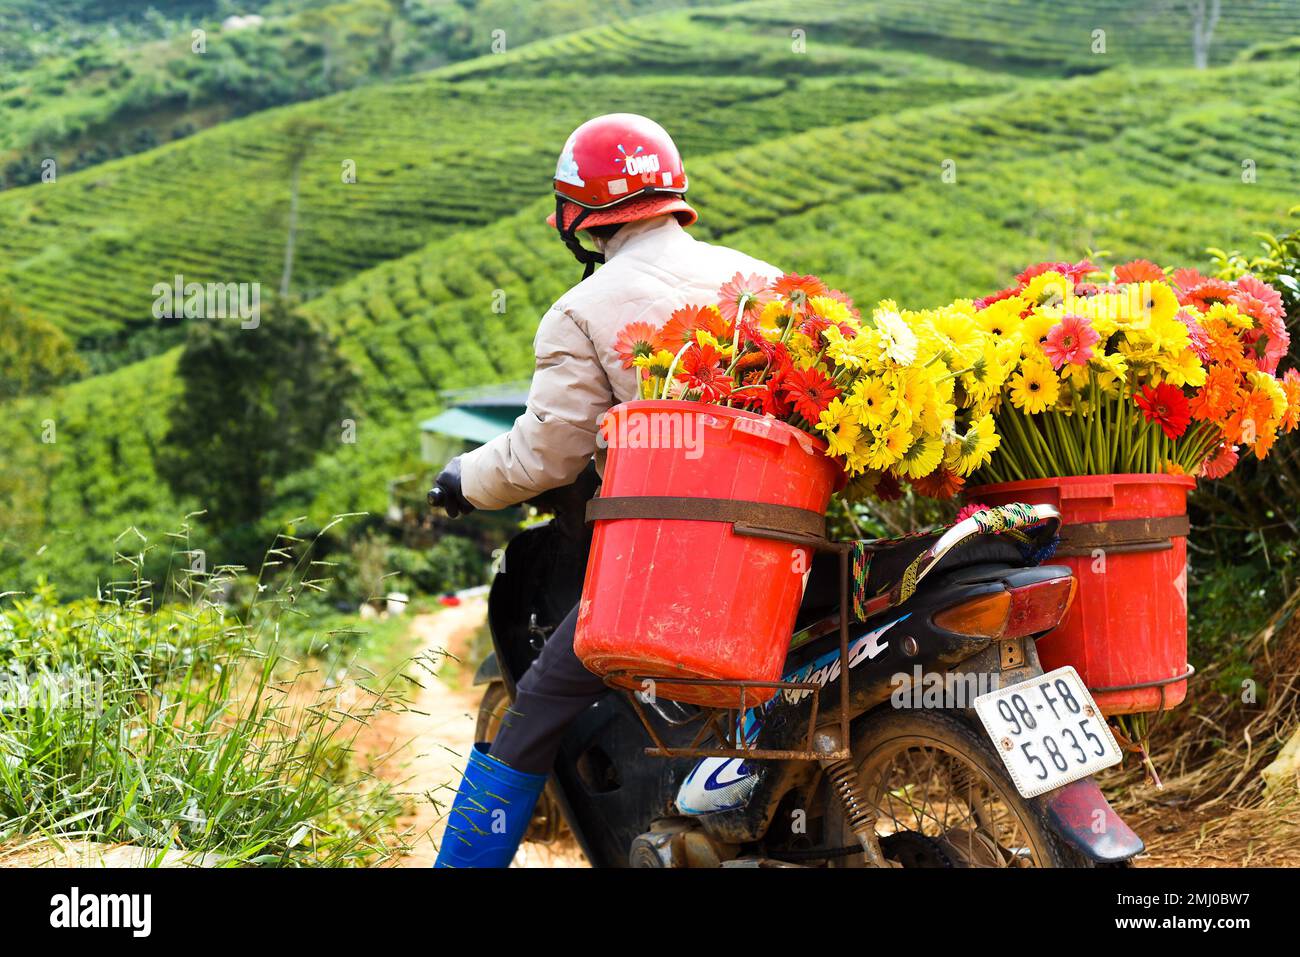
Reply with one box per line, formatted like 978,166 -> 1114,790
429,457 -> 476,518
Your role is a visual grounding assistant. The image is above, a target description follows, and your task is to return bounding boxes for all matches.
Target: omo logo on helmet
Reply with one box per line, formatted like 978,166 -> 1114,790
616,144 -> 661,178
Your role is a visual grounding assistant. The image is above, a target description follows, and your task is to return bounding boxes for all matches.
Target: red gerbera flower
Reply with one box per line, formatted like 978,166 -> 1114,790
674,343 -> 734,402
1114,259 -> 1165,283
973,286 -> 1018,311
798,310 -> 831,343
875,472 -> 903,502
613,321 -> 660,369
1015,259 -> 1094,286
779,366 -> 839,423
1134,383 -> 1191,440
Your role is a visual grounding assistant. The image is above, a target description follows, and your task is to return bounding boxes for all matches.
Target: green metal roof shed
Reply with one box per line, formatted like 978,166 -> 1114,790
418,380 -> 530,464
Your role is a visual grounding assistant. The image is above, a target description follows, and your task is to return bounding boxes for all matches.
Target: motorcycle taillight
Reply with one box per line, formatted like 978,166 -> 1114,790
932,575 -> 1076,639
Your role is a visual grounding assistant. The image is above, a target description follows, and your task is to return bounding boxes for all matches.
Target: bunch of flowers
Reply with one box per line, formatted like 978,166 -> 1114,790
613,272 -> 1004,500
969,258 -> 1299,483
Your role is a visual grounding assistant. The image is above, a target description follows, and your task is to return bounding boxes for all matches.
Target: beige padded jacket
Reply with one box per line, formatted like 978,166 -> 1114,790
459,215 -> 780,509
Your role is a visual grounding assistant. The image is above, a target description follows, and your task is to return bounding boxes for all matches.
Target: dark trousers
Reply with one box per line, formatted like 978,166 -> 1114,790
488,603 -> 604,775
486,552 -> 841,776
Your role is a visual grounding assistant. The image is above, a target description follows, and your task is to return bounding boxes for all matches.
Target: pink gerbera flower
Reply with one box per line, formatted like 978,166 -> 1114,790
1235,275 -> 1285,322
1041,314 -> 1100,369
1243,309 -> 1290,374
1171,267 -> 1209,293
1174,309 -> 1212,362
717,271 -> 775,324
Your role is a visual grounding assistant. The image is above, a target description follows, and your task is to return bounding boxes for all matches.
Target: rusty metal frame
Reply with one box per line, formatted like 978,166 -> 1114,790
605,529 -> 853,763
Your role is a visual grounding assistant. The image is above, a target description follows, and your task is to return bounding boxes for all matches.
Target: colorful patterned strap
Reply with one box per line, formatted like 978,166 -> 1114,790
847,503 -> 1061,621
849,541 -> 874,622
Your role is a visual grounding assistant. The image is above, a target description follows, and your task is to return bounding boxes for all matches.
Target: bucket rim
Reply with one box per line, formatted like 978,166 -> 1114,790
966,473 -> 1197,497
606,398 -> 832,455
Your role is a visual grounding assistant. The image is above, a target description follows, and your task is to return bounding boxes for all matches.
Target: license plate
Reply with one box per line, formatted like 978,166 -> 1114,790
973,666 -> 1122,799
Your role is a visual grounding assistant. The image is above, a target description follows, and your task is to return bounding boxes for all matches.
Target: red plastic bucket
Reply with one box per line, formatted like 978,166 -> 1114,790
575,401 -> 840,708
967,474 -> 1195,715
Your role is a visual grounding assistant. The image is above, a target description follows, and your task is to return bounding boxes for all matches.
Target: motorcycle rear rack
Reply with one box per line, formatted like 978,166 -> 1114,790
603,527 -> 854,764
592,497 -> 1063,763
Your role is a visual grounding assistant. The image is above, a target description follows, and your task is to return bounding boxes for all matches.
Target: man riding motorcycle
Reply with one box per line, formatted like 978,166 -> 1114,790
431,113 -> 782,868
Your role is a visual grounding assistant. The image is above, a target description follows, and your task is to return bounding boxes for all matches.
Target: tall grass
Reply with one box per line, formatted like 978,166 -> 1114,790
0,516 -> 415,866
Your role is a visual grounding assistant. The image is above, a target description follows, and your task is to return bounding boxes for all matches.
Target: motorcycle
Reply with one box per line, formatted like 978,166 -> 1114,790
435,468 -> 1144,868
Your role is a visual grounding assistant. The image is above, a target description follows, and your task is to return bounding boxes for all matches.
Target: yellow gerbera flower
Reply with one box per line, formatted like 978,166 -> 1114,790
824,324 -> 871,370
848,376 -> 894,430
897,432 -> 944,480
808,295 -> 852,326
758,298 -> 788,331
975,297 -> 1026,338
1158,350 -> 1206,389
815,398 -> 860,457
1009,360 -> 1060,414
945,413 -> 1001,476
1206,300 -> 1251,330
1022,271 -> 1071,307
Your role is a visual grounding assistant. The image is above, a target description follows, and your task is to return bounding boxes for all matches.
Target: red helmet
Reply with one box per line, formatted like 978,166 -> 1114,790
547,113 -> 697,237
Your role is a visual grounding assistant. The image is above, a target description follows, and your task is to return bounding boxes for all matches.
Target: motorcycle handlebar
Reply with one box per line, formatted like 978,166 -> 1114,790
427,485 -> 447,509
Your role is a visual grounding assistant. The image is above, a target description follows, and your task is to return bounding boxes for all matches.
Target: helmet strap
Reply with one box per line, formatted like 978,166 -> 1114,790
555,196 -> 605,281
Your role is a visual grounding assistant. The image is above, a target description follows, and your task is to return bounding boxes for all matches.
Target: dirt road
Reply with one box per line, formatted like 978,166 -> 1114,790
365,600 -> 1295,869
364,598 -> 586,867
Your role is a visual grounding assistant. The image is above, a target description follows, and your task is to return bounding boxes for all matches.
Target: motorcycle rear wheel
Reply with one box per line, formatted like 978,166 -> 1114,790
827,709 -> 1091,868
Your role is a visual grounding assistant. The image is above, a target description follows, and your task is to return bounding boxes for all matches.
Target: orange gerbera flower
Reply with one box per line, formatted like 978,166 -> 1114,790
1281,369 -> 1300,432
1198,442 -> 1239,479
613,321 -> 660,369
772,272 -> 828,310
1181,277 -> 1235,313
1188,364 -> 1237,423
1114,259 -> 1165,283
658,304 -> 729,353
1223,389 -> 1277,446
910,467 -> 965,500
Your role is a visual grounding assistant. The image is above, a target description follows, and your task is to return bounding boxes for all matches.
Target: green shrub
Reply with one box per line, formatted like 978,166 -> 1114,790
0,567 -> 409,865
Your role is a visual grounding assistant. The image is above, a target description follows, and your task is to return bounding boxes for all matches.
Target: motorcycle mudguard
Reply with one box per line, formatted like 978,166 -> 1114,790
1042,778 -> 1145,864
472,652 -> 501,686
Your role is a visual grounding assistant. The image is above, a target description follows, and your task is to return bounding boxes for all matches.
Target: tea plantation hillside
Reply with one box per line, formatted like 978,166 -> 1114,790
0,1 -> 722,187
0,66 -> 1012,368
3,59 -> 1296,594
696,0 -> 1300,72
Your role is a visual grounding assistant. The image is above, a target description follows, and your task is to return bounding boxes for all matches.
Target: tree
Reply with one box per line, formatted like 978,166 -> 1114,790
0,290 -> 85,400
159,298 -> 358,532
1186,0 -> 1224,69
278,117 -> 333,298
1150,0 -> 1226,68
